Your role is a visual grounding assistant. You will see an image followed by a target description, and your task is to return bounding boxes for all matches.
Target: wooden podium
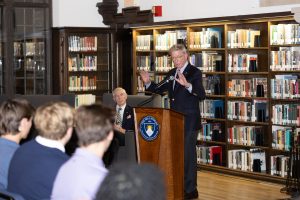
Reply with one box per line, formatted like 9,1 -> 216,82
134,107 -> 184,200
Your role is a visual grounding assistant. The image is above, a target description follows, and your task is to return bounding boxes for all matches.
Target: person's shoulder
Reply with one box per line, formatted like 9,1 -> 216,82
126,104 -> 134,110
16,139 -> 36,151
188,64 -> 201,74
169,68 -> 177,74
189,63 -> 199,70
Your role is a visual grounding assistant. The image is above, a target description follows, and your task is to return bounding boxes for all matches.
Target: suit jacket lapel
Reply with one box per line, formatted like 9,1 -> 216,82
122,105 -> 128,127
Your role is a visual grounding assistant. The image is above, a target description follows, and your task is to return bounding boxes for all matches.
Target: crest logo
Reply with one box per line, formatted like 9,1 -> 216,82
139,116 -> 160,141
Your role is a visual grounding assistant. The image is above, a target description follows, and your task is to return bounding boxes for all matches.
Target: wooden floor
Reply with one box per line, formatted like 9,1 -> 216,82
197,171 -> 292,200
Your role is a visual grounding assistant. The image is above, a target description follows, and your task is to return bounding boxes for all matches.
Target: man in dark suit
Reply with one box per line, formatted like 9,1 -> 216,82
140,44 -> 205,199
103,87 -> 135,166
112,87 -> 135,134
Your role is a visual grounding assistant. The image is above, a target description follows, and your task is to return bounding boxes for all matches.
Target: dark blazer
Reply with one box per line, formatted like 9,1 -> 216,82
103,105 -> 135,167
147,63 -> 206,131
121,105 -> 135,132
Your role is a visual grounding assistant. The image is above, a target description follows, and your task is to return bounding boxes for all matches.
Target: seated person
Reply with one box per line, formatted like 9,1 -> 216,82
104,87 -> 135,166
96,163 -> 166,200
0,99 -> 34,189
113,87 -> 135,134
7,102 -> 74,200
51,103 -> 114,200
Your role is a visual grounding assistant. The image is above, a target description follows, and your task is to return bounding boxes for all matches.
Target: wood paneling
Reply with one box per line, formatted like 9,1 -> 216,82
198,171 -> 290,200
135,108 -> 184,200
260,0 -> 300,7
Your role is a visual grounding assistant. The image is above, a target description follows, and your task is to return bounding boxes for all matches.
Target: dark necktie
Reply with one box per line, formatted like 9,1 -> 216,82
173,70 -> 180,90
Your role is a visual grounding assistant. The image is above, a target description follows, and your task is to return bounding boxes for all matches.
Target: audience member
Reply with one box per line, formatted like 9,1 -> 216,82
0,99 -> 34,189
112,87 -> 135,133
96,163 -> 166,200
7,102 -> 74,200
51,103 -> 114,200
104,87 -> 135,166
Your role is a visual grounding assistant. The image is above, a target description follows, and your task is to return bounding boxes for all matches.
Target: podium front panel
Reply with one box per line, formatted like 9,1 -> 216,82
134,107 -> 184,200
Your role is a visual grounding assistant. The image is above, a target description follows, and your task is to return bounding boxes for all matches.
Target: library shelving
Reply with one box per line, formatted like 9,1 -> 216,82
52,27 -> 116,107
0,0 -> 52,96
131,12 -> 300,183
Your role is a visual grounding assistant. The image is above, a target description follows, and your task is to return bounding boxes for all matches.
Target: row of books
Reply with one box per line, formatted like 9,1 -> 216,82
227,100 -> 268,122
270,75 -> 300,99
202,75 -> 221,95
68,75 -> 97,91
227,29 -> 260,48
14,58 -> 45,72
136,55 -> 152,71
200,99 -> 224,119
154,56 -> 174,72
14,42 -> 45,57
228,78 -> 267,98
136,55 -> 175,72
228,54 -> 258,72
270,47 -> 300,71
271,126 -> 297,151
189,27 -> 222,49
155,30 -> 187,51
136,35 -> 152,51
135,23 -> 300,51
196,145 -> 223,166
270,155 -> 290,177
199,122 -> 223,142
228,126 -> 264,146
272,104 -> 300,126
270,24 -> 300,45
75,94 -> 96,108
68,36 -> 97,52
68,55 -> 97,72
190,52 -> 223,72
136,51 -> 300,73
228,148 -> 266,172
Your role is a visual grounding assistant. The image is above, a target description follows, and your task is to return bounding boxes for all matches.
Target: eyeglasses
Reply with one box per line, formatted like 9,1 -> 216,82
171,54 -> 185,61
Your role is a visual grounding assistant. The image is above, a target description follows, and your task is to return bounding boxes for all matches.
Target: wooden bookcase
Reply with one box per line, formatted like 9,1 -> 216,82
52,27 -> 115,107
0,0 -> 52,96
131,12 -> 300,183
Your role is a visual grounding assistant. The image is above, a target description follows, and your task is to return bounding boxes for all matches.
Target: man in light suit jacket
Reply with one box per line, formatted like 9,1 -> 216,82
140,44 -> 206,199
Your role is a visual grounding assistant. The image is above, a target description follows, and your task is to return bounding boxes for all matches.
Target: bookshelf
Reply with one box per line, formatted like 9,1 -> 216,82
131,12 -> 300,183
52,27 -> 115,107
0,0 -> 51,96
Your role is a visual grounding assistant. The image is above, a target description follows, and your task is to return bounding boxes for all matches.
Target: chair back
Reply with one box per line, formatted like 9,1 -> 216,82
102,93 -> 162,108
115,130 -> 137,163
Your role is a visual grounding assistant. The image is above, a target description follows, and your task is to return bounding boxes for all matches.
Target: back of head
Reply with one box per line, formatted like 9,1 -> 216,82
34,101 -> 74,140
0,98 -> 35,136
75,103 -> 114,146
96,163 -> 166,200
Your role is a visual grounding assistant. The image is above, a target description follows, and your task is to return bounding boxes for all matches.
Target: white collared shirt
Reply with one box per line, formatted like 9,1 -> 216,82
178,61 -> 188,74
35,135 -> 66,153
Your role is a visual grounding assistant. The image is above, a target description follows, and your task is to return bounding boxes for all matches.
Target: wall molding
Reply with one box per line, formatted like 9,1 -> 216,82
96,0 -> 153,28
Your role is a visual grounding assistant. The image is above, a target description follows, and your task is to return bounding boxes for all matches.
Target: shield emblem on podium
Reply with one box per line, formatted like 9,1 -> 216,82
139,116 -> 159,141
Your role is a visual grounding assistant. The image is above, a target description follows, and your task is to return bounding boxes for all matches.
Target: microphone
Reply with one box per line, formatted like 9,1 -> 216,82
156,75 -> 175,89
